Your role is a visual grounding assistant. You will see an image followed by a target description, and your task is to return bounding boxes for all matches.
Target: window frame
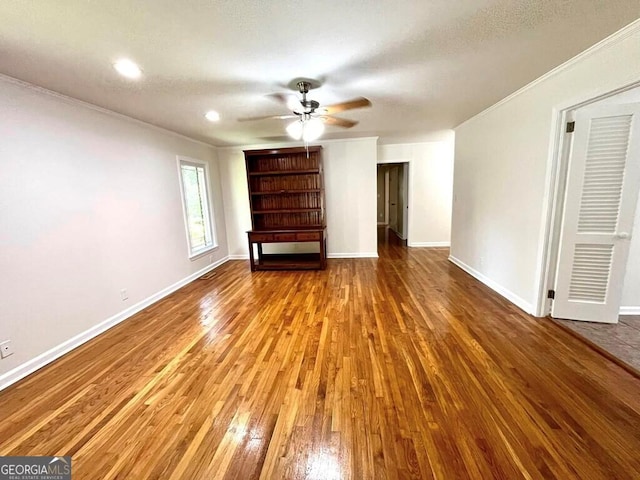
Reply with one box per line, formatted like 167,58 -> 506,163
177,156 -> 218,259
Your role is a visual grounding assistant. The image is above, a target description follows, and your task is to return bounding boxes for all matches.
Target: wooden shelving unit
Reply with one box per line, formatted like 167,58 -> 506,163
245,146 -> 327,270
248,169 -> 320,176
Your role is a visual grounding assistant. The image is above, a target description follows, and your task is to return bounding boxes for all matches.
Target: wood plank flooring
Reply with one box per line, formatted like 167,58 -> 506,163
1,240 -> 640,479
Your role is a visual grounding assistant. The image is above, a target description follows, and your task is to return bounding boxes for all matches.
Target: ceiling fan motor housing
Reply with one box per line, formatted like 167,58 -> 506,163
304,100 -> 320,111
293,81 -> 320,114
297,81 -> 310,93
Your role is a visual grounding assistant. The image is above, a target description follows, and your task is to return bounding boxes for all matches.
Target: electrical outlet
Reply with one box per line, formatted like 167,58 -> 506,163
0,340 -> 14,359
120,289 -> 128,301
209,254 -> 214,264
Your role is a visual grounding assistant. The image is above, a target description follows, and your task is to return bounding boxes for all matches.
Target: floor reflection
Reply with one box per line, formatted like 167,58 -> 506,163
306,450 -> 342,480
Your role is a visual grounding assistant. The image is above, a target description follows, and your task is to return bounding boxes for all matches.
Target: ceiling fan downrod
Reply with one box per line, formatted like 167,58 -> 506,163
296,81 -> 319,113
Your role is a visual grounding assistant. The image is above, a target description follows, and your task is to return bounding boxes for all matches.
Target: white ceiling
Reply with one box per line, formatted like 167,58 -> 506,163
1,1 -> 638,146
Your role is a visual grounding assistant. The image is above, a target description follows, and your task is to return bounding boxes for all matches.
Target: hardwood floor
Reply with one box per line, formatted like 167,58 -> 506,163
2,240 -> 640,479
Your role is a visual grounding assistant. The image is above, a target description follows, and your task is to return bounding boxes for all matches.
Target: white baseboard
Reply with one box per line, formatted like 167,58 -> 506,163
448,255 -> 534,315
408,242 -> 450,247
229,254 -> 249,260
0,256 -> 230,392
328,252 -> 379,259
620,306 -> 640,315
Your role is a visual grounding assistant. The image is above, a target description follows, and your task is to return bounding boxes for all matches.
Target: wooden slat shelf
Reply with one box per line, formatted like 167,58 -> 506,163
254,253 -> 322,270
248,169 -> 320,176
253,208 -> 322,214
251,189 -> 321,195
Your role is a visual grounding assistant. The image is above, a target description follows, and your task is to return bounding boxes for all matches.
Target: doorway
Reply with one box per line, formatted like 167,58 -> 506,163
377,162 -> 409,242
543,86 -> 640,324
541,85 -> 640,370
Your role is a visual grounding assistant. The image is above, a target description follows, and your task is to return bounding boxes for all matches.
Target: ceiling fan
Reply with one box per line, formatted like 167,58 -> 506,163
238,78 -> 371,141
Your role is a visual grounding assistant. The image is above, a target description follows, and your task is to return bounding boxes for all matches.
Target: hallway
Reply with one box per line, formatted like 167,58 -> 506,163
377,224 -> 408,255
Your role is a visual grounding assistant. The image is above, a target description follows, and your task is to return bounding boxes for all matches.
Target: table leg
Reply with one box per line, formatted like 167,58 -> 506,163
248,240 -> 256,271
320,237 -> 326,270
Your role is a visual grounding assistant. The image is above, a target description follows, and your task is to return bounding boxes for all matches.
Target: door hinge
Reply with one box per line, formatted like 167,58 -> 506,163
566,121 -> 575,133
547,289 -> 555,300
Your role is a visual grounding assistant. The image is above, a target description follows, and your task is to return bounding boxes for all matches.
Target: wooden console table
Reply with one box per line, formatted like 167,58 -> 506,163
247,228 -> 327,271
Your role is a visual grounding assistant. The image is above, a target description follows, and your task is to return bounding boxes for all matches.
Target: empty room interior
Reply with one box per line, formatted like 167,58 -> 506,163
2,2 -> 640,479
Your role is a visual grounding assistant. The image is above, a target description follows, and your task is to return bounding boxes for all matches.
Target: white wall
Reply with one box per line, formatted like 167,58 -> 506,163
451,21 -> 640,315
217,148 -> 250,258
324,139 -> 378,256
378,137 -> 455,247
218,137 -> 379,258
0,77 -> 228,384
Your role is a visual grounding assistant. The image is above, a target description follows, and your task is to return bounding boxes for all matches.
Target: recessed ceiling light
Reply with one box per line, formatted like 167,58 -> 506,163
205,110 -> 220,122
113,59 -> 142,79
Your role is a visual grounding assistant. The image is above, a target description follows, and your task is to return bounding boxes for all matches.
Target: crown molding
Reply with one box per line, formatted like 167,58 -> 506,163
0,73 -> 218,149
216,136 -> 380,152
455,18 -> 640,129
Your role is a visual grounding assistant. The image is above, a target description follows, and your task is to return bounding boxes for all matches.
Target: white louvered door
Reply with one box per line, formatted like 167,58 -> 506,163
552,103 -> 640,323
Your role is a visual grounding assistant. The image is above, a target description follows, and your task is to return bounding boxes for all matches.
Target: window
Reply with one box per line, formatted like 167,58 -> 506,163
178,157 -> 216,257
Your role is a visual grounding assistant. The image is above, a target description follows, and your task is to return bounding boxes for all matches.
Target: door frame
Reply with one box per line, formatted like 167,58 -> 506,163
376,165 -> 390,225
384,169 -> 390,224
388,165 -> 400,232
377,159 -> 411,242
401,162 -> 409,240
535,80 -> 640,317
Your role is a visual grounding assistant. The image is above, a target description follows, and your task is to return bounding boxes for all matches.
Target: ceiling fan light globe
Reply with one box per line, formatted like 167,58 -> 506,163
286,120 -> 303,140
302,117 -> 325,142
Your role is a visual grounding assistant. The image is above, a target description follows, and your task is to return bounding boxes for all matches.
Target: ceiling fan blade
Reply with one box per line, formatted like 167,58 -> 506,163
321,97 -> 371,115
267,92 -> 303,112
321,116 -> 358,128
237,114 -> 297,122
267,92 -> 290,104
